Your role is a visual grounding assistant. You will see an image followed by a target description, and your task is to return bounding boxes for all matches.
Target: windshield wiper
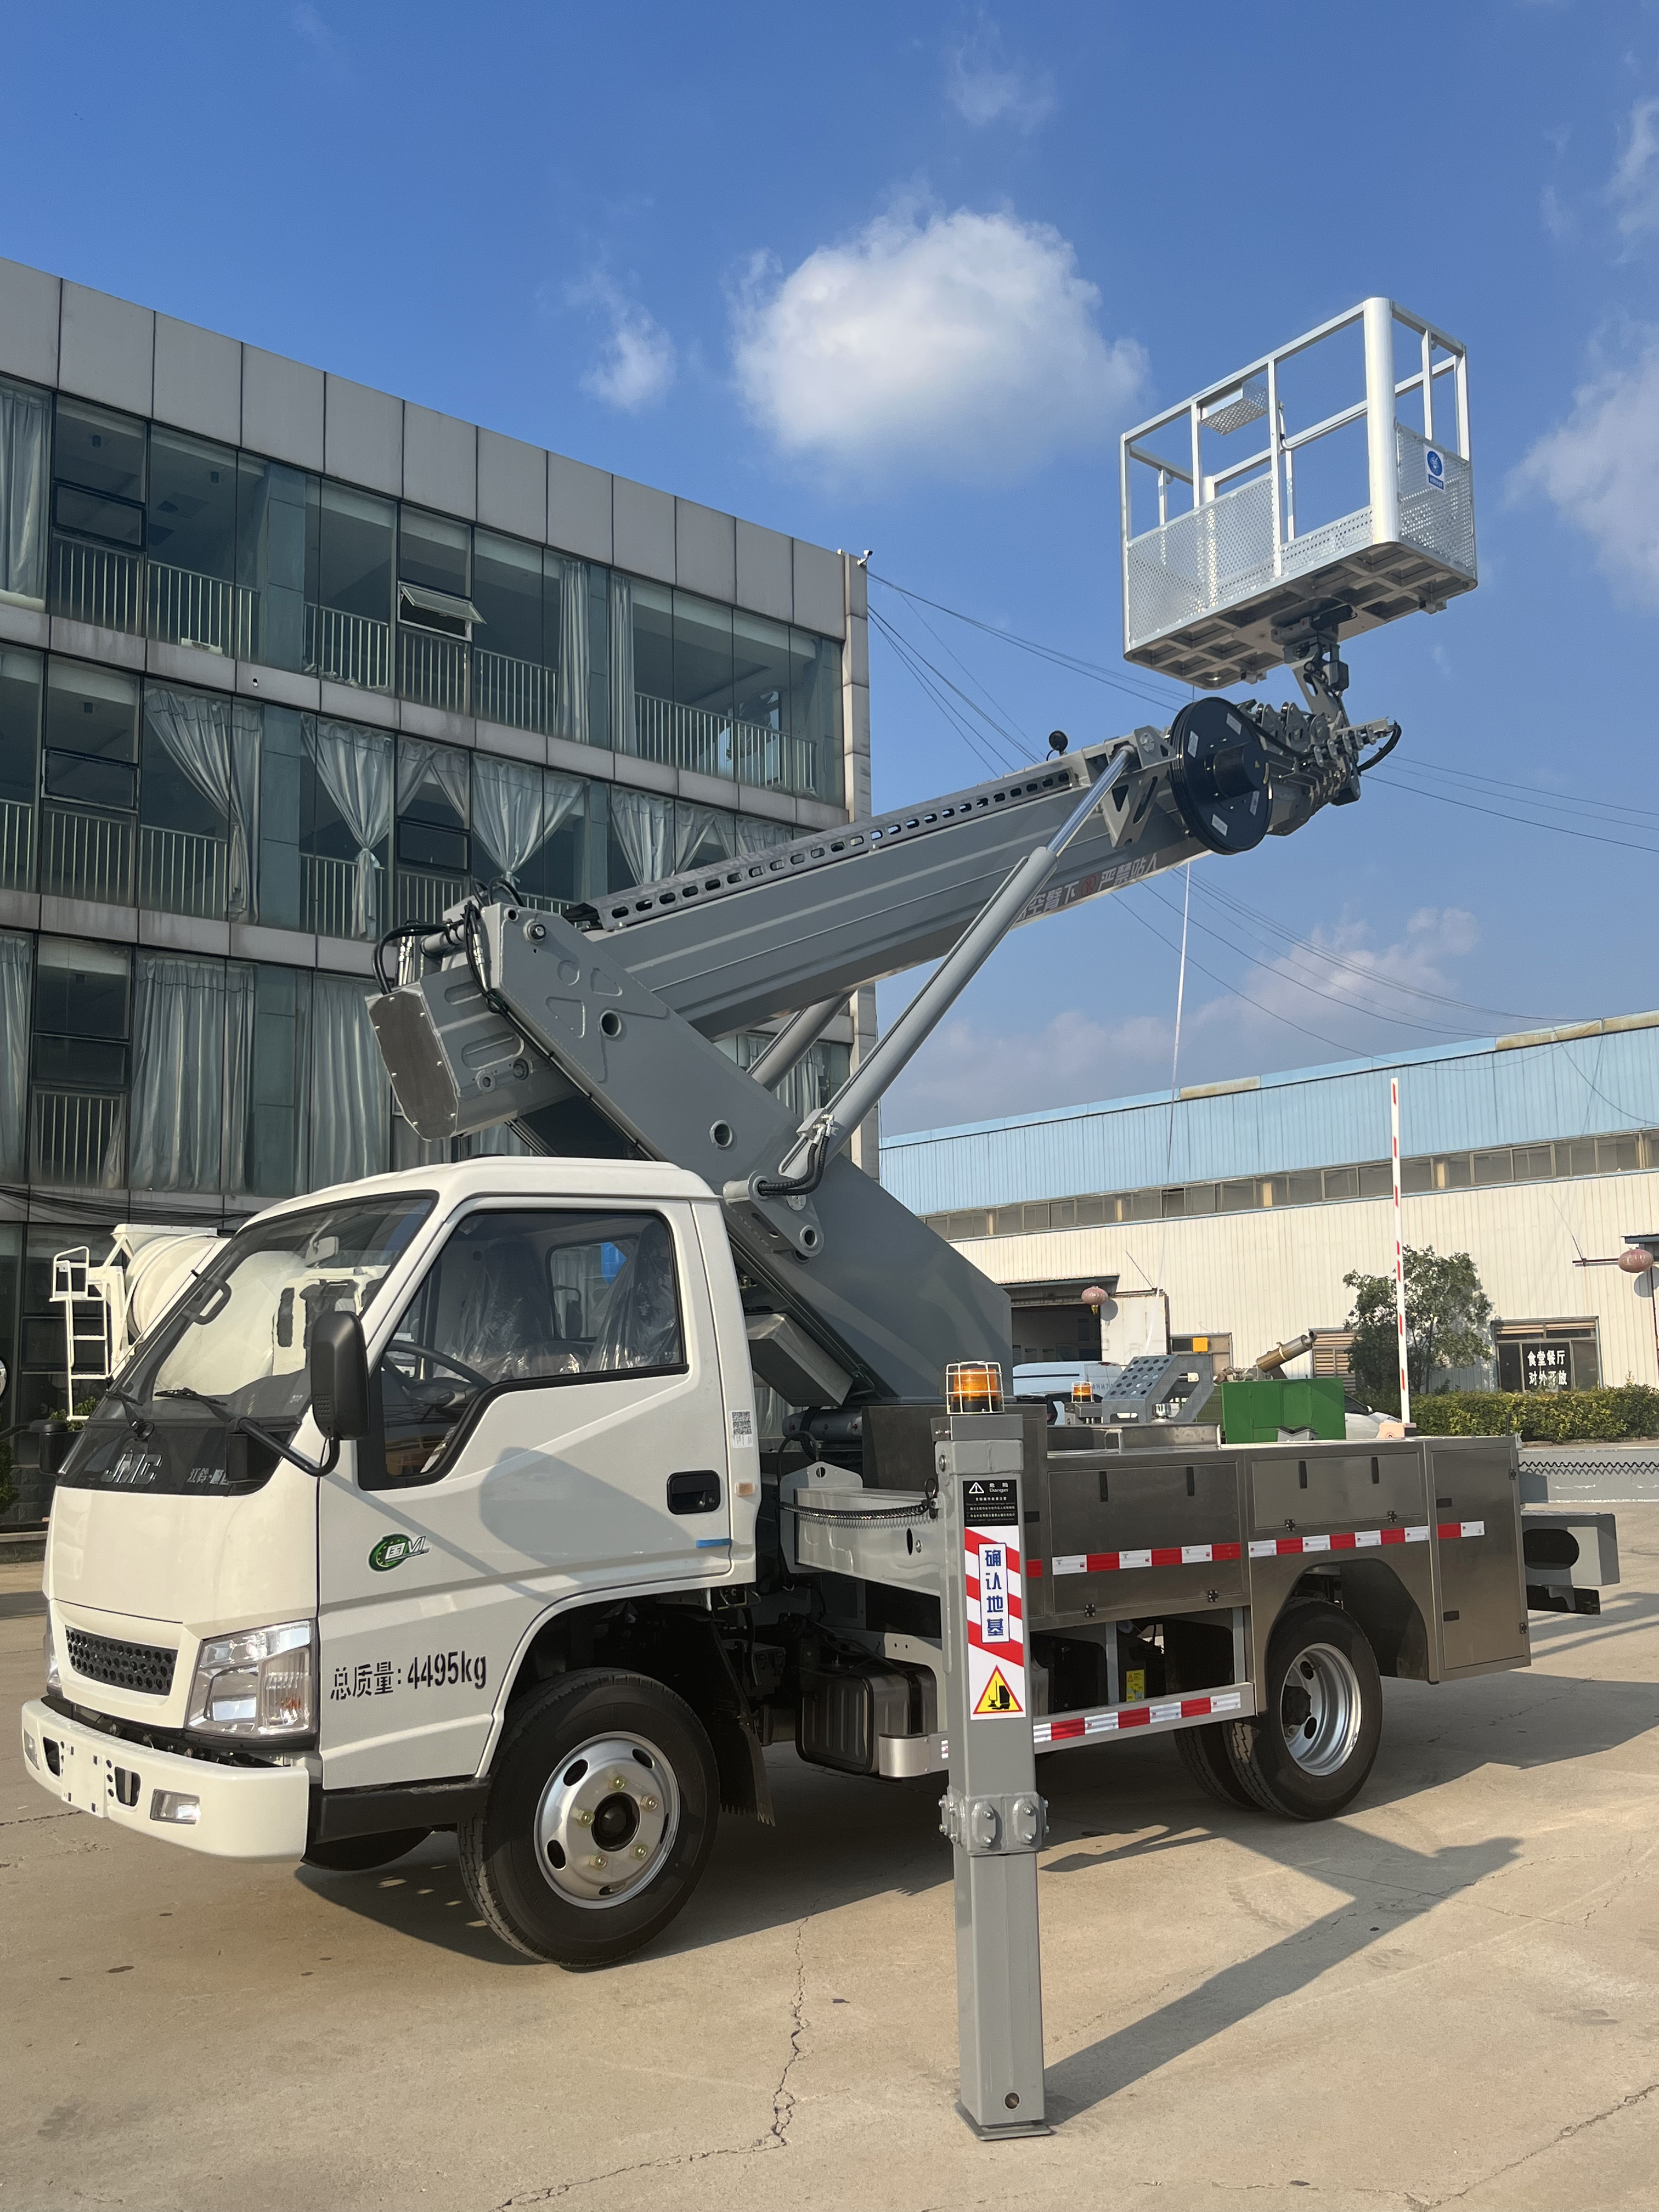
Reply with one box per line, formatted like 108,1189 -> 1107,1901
156,1386 -> 338,1477
101,1386 -> 154,1440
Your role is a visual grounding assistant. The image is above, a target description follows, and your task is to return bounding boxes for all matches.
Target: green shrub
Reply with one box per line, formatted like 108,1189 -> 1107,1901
1406,1386 -> 1659,1442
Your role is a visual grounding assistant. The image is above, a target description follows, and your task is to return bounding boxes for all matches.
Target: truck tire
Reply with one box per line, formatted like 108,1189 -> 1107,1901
460,1669 -> 718,1968
1223,1602 -> 1381,1820
304,1828 -> 430,1871
1175,1721 -> 1255,1809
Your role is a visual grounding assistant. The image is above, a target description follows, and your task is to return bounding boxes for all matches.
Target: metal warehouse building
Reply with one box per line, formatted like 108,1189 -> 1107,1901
882,1013 -> 1659,1392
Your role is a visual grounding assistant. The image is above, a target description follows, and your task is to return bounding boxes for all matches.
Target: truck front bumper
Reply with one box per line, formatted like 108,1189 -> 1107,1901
20,1699 -> 310,1860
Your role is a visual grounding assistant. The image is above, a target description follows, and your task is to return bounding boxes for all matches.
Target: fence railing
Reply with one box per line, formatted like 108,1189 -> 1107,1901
473,647 -> 552,735
138,823 -> 224,919
40,806 -> 134,905
33,1089 -> 125,1190
147,561 -> 257,660
303,850 -> 380,940
304,602 -> 391,692
399,629 -> 470,715
396,869 -> 470,928
732,717 -> 830,801
50,538 -> 142,635
630,692 -> 837,801
632,692 -> 732,778
0,799 -> 33,892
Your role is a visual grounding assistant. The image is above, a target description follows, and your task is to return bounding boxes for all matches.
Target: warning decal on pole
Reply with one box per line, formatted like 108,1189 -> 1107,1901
963,1477 -> 1026,1720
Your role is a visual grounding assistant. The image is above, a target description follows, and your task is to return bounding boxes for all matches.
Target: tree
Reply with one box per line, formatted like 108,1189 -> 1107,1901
1342,1245 -> 1494,1404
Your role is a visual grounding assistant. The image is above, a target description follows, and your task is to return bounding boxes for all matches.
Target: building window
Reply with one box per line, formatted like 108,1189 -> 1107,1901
236,454 -> 312,673
146,428 -> 241,656
309,482 -> 394,692
1496,1324 -> 1600,1393
0,647 -> 41,893
49,398 -> 146,635
41,661 -> 138,906
0,376 -> 50,611
32,938 -> 129,1189
394,737 -> 470,928
301,716 -> 393,940
140,684 -> 258,921
397,507 -> 477,713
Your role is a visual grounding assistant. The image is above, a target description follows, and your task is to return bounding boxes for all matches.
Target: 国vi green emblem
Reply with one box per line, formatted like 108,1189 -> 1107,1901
368,1533 -> 431,1573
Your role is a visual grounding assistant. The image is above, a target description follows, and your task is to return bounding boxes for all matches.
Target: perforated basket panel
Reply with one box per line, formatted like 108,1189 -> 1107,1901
1396,425 -> 1476,580
1124,464 -> 1477,691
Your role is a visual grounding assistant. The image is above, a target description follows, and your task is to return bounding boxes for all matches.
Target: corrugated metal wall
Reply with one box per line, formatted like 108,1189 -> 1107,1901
951,1173 -> 1659,1389
882,1020 -> 1659,1216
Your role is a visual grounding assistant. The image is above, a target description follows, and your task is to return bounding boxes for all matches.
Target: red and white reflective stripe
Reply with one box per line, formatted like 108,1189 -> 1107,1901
1051,1540 -> 1243,1576
1050,1520 -> 1485,1577
1033,1687 -> 1248,1746
1248,1519 -> 1483,1559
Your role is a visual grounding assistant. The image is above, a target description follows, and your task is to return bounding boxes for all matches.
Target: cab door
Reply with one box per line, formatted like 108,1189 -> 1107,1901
317,1199 -> 731,1788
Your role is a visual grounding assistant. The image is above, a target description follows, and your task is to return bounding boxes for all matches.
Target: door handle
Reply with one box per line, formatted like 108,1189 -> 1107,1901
667,1470 -> 722,1515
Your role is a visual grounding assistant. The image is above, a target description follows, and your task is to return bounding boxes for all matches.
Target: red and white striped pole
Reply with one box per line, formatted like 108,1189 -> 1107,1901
1391,1076 -> 1410,1426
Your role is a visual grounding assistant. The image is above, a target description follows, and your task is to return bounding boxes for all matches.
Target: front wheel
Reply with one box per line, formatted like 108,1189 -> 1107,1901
1223,1602 -> 1382,1819
459,1670 -> 719,1967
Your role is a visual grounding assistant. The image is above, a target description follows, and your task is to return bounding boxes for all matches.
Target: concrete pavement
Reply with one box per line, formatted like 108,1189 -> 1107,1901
3,1517 -> 1658,2212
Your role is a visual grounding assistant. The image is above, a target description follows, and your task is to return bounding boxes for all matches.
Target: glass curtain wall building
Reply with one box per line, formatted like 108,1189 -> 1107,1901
0,259 -> 871,1475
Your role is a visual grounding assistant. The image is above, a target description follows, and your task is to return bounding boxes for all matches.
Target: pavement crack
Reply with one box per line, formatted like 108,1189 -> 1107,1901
768,1911 -> 811,2148
1425,2076 -> 1659,2205
493,1914 -> 812,2205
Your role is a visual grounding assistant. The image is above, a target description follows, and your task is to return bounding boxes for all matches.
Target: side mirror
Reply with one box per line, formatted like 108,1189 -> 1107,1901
309,1311 -> 370,1444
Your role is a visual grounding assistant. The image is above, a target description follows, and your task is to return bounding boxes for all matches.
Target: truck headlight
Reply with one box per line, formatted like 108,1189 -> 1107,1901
44,1616 -> 60,1692
186,1620 -> 315,1740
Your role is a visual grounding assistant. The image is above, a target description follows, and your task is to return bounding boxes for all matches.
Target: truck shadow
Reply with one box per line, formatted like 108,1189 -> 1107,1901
293,1849 -> 538,1964
1042,1822 -> 1519,2120
295,1656 -> 1659,1983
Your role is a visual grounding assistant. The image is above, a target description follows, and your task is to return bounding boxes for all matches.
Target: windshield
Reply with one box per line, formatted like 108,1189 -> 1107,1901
58,1194 -> 432,1498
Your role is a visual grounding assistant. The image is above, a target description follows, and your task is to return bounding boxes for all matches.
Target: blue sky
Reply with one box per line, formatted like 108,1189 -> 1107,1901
7,2 -> 1659,1133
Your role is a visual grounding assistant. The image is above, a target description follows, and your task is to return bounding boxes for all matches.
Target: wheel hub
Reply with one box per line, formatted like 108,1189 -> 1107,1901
1279,1642 -> 1363,1776
534,1734 -> 680,1909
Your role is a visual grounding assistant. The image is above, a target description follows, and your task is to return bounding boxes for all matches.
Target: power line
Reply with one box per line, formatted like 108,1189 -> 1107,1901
1406,756 -> 1659,831
1141,882 -> 1492,1040
893,592 -> 1036,757
1369,773 -> 1659,857
868,571 -> 1188,716
1113,889 -> 1361,1059
866,603 -> 1024,768
1193,878 -> 1559,1028
867,607 -> 1015,779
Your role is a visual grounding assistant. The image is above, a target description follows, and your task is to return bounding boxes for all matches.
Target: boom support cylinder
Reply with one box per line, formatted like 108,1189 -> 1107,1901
776,753 -> 1131,1180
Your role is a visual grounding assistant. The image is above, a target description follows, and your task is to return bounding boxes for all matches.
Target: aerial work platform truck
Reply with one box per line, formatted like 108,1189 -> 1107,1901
20,301 -> 1615,1986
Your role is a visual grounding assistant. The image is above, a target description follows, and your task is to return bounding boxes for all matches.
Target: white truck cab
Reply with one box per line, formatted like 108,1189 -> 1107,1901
23,1159 -> 761,1966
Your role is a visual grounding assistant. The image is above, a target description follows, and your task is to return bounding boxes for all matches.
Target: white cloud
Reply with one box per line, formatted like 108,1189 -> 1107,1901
571,274 -> 676,412
1516,340 -> 1659,608
1610,97 -> 1659,239
290,3 -> 345,67
882,905 -> 1483,1133
731,204 -> 1146,483
945,20 -> 1054,131
1540,183 -> 1573,241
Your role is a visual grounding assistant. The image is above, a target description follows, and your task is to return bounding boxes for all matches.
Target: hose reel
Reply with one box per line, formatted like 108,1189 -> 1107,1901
1166,697 -> 1271,855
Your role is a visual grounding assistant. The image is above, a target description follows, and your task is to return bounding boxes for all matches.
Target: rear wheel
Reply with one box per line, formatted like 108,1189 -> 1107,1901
1175,1720 -> 1255,1808
1224,1602 -> 1381,1819
460,1669 -> 718,1968
304,1828 -> 430,1871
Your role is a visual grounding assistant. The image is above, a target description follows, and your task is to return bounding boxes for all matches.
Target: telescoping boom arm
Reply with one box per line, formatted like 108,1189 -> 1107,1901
369,663 -> 1393,1410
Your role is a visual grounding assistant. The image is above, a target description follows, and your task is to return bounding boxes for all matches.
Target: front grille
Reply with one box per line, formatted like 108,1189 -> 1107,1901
65,1628 -> 176,1697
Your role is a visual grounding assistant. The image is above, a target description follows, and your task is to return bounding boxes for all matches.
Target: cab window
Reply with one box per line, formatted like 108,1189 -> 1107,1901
365,1207 -> 684,1489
